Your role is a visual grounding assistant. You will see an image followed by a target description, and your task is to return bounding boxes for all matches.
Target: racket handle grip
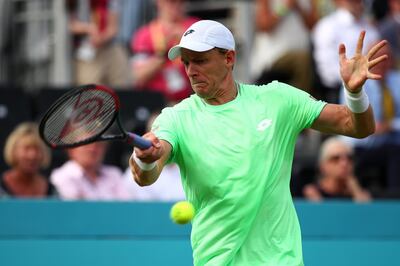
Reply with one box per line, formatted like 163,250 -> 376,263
127,133 -> 152,150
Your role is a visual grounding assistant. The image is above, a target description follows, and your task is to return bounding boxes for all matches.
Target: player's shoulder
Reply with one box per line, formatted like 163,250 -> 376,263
242,81 -> 316,107
167,94 -> 203,112
240,81 -> 294,97
240,81 -> 274,93
155,95 -> 198,124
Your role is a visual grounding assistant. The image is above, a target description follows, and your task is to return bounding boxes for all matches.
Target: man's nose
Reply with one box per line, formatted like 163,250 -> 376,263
186,63 -> 198,77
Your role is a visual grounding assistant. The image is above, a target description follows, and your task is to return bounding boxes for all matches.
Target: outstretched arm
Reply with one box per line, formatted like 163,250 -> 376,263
129,132 -> 172,186
312,31 -> 388,138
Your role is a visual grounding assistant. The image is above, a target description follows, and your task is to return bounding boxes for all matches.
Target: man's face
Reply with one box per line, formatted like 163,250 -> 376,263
68,142 -> 107,170
180,48 -> 234,100
336,0 -> 364,18
157,0 -> 185,21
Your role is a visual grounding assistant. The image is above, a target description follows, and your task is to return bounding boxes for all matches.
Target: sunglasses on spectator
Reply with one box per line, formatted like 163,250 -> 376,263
327,153 -> 354,163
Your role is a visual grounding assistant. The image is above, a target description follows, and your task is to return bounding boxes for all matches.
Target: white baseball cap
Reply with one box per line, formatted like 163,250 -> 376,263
168,20 -> 235,60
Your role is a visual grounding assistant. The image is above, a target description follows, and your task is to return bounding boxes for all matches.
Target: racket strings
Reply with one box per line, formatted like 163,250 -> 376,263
43,89 -> 116,145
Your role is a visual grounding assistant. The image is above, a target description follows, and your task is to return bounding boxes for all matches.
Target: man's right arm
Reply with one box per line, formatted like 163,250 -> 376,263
129,136 -> 172,187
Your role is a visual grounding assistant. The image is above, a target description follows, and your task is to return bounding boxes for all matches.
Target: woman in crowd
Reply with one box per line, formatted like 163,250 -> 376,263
1,122 -> 57,198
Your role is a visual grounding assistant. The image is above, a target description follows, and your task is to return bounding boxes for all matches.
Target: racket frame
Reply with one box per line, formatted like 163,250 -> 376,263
39,84 -> 151,150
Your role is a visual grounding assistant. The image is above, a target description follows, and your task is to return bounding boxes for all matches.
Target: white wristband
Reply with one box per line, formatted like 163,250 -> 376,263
131,151 -> 157,171
344,85 -> 369,113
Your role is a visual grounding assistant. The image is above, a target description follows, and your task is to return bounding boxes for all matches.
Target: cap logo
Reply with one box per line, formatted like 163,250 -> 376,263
184,29 -> 195,37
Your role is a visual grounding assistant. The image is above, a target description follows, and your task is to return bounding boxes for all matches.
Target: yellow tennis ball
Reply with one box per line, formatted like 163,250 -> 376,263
170,201 -> 195,224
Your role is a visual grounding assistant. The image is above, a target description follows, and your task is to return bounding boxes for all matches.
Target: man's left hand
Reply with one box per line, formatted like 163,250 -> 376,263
339,31 -> 388,93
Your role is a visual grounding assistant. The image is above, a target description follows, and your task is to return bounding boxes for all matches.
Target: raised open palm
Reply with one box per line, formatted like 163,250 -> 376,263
339,31 -> 388,93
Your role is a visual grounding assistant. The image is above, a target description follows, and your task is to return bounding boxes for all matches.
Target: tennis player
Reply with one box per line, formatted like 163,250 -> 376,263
129,20 -> 387,265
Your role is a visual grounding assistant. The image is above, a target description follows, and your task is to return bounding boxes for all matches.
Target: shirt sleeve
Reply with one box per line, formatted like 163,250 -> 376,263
151,107 -> 179,163
276,82 -> 327,133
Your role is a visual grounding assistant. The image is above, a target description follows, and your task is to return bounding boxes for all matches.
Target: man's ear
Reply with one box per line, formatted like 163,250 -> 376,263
225,50 -> 236,68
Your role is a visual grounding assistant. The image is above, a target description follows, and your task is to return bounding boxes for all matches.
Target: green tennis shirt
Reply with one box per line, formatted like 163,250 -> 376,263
152,82 -> 326,266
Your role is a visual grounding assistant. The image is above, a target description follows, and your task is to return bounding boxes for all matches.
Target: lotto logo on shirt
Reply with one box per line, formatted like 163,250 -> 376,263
257,119 -> 272,131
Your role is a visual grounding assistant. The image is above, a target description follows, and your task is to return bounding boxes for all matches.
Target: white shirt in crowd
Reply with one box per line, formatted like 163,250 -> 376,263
50,161 -> 132,201
250,0 -> 312,80
312,8 -> 380,88
123,164 -> 185,201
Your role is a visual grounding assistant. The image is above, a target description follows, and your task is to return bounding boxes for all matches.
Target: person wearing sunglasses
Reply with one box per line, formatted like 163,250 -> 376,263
303,137 -> 371,202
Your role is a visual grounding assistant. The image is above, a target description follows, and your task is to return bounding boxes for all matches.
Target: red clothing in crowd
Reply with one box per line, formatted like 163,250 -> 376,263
131,17 -> 198,102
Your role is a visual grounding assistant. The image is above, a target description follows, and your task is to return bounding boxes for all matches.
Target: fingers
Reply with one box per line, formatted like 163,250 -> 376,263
367,40 -> 387,59
367,72 -> 382,80
368,54 -> 388,68
134,132 -> 162,163
355,30 -> 366,55
134,145 -> 161,163
339,31 -> 366,60
338,43 -> 346,63
142,132 -> 161,148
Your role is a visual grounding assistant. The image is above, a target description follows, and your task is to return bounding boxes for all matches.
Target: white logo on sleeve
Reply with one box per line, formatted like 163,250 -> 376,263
257,119 -> 272,131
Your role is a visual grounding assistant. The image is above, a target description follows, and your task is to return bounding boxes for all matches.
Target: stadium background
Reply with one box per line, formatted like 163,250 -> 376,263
0,1 -> 399,265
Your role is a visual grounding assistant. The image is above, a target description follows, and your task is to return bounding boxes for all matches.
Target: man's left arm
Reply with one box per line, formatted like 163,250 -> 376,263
311,103 -> 374,138
312,31 -> 388,138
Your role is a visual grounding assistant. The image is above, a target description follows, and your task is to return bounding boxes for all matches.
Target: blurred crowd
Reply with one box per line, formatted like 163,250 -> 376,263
0,0 -> 400,201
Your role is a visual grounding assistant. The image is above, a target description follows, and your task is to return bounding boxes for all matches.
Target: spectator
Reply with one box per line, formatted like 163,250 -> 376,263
130,0 -> 198,104
340,43 -> 400,198
312,0 -> 380,102
303,137 -> 371,202
67,0 -> 130,87
371,0 -> 389,23
123,163 -> 184,201
378,0 -> 400,69
50,142 -> 131,200
117,0 -> 155,50
250,0 -> 318,92
0,122 -> 57,198
123,111 -> 185,201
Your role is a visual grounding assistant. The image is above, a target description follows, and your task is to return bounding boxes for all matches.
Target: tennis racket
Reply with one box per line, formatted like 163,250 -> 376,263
39,84 -> 152,150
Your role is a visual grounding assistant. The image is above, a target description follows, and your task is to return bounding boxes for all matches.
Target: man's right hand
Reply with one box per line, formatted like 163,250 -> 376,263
130,132 -> 172,186
134,132 -> 164,164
